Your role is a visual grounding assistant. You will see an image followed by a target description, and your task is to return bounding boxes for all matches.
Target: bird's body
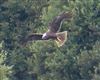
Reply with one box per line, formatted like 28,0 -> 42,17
23,12 -> 72,47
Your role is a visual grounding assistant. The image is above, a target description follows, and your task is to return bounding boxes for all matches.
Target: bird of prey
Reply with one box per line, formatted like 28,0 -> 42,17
23,12 -> 72,47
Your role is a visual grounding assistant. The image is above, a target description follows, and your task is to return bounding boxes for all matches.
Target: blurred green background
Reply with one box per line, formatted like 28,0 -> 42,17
0,0 -> 100,80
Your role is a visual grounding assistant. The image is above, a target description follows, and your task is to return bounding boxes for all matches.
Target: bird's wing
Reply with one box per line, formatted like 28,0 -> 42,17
24,33 -> 43,43
26,33 -> 43,41
48,12 -> 72,33
22,33 -> 43,44
21,33 -> 48,46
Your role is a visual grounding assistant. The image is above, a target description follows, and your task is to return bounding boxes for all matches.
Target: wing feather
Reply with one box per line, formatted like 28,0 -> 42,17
26,34 -> 43,41
21,33 -> 48,46
22,34 -> 43,45
48,12 -> 72,33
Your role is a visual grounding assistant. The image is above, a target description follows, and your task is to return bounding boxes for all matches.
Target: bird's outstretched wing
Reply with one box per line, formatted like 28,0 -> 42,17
21,33 -> 46,46
21,33 -> 52,46
25,34 -> 44,41
48,12 -> 72,33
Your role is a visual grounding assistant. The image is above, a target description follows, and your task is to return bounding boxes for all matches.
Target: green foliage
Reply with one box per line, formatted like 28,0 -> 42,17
0,42 -> 12,80
0,0 -> 100,80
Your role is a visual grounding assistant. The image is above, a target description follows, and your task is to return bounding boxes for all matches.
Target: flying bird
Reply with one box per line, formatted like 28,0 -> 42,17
23,12 -> 72,47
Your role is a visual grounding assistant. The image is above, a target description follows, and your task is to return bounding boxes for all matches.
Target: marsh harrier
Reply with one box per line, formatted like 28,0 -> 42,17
23,12 -> 72,47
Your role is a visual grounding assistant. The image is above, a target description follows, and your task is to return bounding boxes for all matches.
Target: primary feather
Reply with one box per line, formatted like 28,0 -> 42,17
48,12 -> 72,33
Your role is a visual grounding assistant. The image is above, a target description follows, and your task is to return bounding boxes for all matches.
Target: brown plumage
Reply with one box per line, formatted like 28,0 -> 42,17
23,12 -> 72,47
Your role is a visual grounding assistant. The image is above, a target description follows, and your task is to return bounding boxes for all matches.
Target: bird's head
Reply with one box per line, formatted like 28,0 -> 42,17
42,33 -> 49,40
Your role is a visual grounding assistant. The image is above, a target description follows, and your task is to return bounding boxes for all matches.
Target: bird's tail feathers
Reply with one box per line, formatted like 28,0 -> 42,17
55,31 -> 67,47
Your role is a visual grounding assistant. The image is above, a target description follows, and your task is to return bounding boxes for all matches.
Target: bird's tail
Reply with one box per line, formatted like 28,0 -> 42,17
55,31 -> 68,47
